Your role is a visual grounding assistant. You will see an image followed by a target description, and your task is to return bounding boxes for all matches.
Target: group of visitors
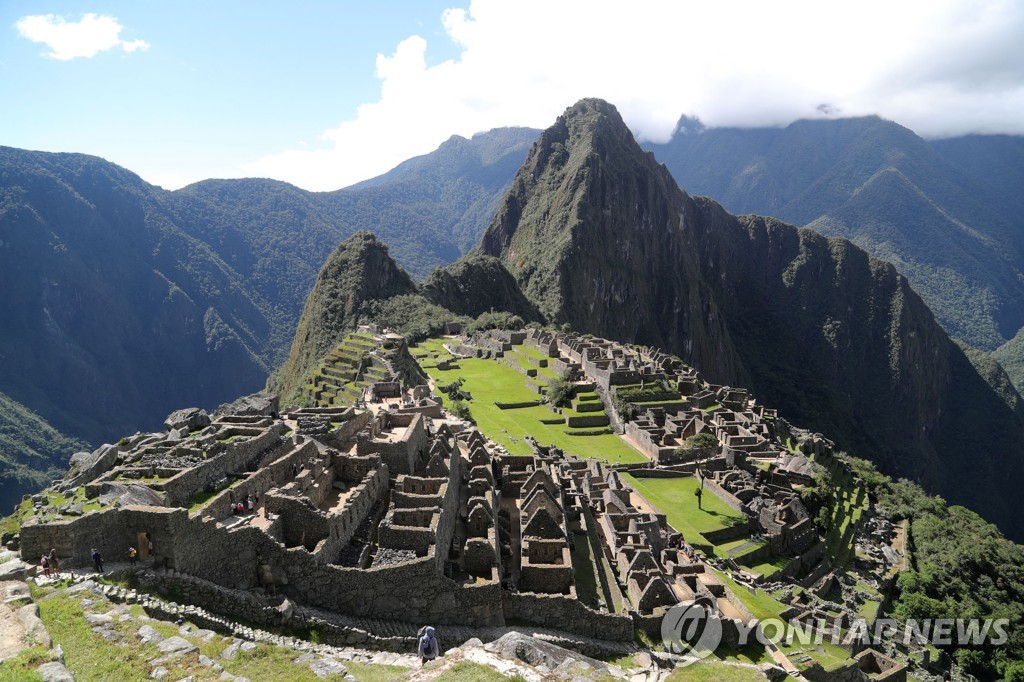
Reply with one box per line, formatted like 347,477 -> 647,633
39,534 -> 156,578
230,493 -> 259,516
39,549 -> 59,577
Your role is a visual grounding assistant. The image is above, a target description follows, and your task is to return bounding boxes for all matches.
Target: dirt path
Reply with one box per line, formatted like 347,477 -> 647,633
0,581 -> 29,662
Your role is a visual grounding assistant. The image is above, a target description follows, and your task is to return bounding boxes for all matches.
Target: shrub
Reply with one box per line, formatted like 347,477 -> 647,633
450,399 -> 473,422
546,372 -> 577,408
613,394 -> 635,421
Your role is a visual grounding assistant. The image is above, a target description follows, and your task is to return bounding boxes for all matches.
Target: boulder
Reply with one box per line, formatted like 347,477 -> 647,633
165,427 -> 188,442
4,582 -> 31,604
164,408 -> 211,433
0,558 -> 28,581
98,484 -> 164,508
484,632 -> 610,674
36,662 -> 74,682
66,444 -> 120,487
308,659 -> 348,679
216,393 -> 279,418
156,635 -> 198,655
19,603 -> 52,649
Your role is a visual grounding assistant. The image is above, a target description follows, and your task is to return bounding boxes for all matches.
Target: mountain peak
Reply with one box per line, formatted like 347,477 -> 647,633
274,231 -> 415,402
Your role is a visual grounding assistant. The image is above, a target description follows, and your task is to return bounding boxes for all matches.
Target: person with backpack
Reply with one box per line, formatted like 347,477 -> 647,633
417,626 -> 439,666
48,549 -> 60,577
128,546 -> 138,567
91,548 -> 103,573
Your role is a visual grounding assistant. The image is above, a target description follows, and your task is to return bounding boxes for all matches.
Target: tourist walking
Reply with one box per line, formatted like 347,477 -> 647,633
128,546 -> 138,566
91,548 -> 104,572
417,626 -> 440,666
40,554 -> 49,578
48,549 -> 60,577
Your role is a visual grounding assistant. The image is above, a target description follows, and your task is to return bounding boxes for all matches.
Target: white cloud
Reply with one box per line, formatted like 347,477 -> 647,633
242,0 -> 1024,191
15,13 -> 149,61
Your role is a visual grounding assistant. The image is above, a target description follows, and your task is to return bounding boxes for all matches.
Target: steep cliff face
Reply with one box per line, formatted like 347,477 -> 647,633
645,117 -> 1024,352
421,253 -> 542,321
482,99 -> 743,383
480,99 -> 1024,538
274,232 -> 416,402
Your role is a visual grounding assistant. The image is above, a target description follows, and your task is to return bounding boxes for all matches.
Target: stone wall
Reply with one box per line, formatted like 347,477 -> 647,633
703,478 -> 748,516
626,468 -> 690,479
316,465 -> 389,563
162,427 -> 284,507
155,508 -> 505,626
198,440 -> 317,521
566,414 -> 611,429
324,410 -> 372,448
20,505 -> 187,570
623,422 -> 672,460
356,413 -> 427,476
699,523 -> 751,545
502,592 -> 633,642
520,559 -> 573,595
801,661 -> 863,682
268,494 -> 327,550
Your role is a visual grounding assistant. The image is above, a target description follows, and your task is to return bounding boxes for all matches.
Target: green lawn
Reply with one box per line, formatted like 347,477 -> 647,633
506,348 -> 559,380
622,475 -> 746,544
418,339 -> 646,464
432,661 -> 524,681
745,555 -> 790,578
512,343 -> 553,362
666,662 -> 769,681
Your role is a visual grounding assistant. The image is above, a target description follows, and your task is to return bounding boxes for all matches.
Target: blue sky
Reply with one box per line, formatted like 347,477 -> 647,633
4,1 -> 1023,191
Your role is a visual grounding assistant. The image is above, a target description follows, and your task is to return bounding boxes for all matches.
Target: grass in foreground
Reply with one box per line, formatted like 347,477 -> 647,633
34,587 -> 408,681
0,645 -> 52,682
432,660 -> 527,681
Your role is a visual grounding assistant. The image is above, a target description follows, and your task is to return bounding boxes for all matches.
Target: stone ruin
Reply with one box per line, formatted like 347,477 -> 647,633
7,327 -> 914,674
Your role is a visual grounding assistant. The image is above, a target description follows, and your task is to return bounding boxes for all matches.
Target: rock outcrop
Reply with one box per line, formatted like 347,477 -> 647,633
275,232 -> 417,402
421,253 -> 542,322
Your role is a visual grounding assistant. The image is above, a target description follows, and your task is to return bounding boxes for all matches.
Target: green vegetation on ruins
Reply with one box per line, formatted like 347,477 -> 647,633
797,455 -> 870,567
841,454 -> 1024,680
